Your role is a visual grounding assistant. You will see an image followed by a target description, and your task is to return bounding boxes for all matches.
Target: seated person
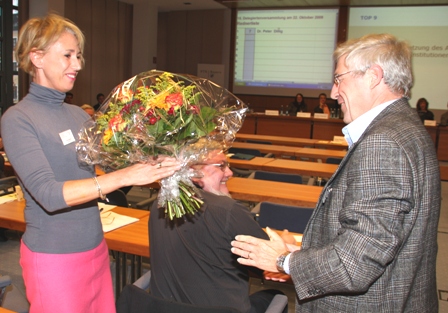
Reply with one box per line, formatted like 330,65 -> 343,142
416,97 -> 434,122
288,93 -> 307,115
149,140 -> 287,313
81,104 -> 95,117
314,93 -> 330,115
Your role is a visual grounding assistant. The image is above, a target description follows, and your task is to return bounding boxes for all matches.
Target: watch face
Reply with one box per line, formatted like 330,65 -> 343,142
276,251 -> 289,273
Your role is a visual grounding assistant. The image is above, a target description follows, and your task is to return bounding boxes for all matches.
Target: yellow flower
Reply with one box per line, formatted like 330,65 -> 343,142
103,128 -> 113,145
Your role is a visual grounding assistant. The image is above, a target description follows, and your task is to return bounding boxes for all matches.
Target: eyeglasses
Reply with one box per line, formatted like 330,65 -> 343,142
206,161 -> 229,172
334,70 -> 353,86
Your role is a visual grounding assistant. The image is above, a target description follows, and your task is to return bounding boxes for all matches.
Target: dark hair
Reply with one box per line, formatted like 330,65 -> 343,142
96,93 -> 104,100
294,93 -> 305,104
319,93 -> 327,99
416,98 -> 429,111
66,92 -> 73,97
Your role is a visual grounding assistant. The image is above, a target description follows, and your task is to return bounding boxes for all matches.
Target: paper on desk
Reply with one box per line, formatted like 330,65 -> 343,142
0,194 -> 17,204
100,211 -> 139,233
294,235 -> 303,243
98,202 -> 117,213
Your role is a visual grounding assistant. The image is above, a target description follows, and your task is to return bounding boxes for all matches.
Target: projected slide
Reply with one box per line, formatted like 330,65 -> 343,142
349,6 -> 448,110
233,9 -> 339,97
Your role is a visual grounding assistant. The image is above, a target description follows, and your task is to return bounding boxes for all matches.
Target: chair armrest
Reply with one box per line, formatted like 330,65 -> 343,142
135,194 -> 158,210
265,294 -> 288,313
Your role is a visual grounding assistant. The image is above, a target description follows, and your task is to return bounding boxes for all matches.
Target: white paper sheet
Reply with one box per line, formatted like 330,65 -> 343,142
100,211 -> 139,233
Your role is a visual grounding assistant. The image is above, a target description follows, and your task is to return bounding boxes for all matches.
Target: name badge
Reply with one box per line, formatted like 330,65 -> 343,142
59,129 -> 76,145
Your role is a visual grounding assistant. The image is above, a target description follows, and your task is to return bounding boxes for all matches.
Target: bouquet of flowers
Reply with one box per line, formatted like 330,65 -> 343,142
77,70 -> 246,219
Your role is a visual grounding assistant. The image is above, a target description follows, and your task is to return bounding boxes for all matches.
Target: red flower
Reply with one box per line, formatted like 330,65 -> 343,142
149,117 -> 157,125
165,93 -> 183,109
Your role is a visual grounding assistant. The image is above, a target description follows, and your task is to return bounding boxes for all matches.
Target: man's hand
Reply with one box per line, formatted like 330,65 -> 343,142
263,271 -> 292,283
231,227 -> 288,272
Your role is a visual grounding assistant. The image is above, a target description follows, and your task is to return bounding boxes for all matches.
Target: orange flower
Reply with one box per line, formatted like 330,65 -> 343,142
109,114 -> 126,132
165,93 -> 183,109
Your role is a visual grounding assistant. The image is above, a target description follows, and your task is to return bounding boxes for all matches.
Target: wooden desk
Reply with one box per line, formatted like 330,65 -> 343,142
0,200 -> 150,295
103,207 -> 149,257
0,307 -> 18,313
261,159 -> 338,178
438,126 -> 448,161
231,142 -> 299,157
227,177 -> 322,207
236,133 -> 317,147
440,165 -> 448,181
0,200 -> 26,232
313,140 -> 348,150
229,157 -> 275,170
294,147 -> 346,162
311,118 -> 345,140
256,115 -> 312,137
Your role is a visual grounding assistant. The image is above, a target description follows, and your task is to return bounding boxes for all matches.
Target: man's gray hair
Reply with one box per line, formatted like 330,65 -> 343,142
334,33 -> 413,98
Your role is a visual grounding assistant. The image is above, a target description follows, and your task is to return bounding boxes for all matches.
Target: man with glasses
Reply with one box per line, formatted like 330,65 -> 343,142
148,141 -> 287,313
231,33 -> 440,312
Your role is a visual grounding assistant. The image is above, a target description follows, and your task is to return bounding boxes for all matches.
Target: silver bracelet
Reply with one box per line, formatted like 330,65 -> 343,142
92,176 -> 108,202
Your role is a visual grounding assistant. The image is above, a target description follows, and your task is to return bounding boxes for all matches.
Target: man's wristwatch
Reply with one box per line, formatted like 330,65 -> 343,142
276,251 -> 290,273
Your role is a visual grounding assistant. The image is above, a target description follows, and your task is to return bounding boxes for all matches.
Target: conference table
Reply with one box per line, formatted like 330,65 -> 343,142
229,157 -> 338,178
235,133 -> 348,150
0,199 -> 149,295
227,177 -> 323,207
231,142 -> 347,162
0,200 -> 306,299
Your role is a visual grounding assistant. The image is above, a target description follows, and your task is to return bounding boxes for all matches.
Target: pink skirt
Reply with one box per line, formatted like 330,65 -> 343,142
20,239 -> 116,313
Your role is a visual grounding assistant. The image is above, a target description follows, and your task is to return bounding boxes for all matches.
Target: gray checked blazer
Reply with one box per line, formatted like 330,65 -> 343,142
290,98 -> 440,312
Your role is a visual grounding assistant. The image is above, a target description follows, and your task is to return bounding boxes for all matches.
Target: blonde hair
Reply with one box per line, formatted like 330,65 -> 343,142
334,34 -> 413,98
15,13 -> 85,76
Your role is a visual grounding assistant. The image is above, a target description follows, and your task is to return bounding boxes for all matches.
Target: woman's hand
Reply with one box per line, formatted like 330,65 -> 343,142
121,156 -> 181,186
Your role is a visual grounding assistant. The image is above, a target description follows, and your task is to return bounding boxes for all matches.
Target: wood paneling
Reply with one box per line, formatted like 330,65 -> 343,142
158,10 -> 225,75
63,0 -> 133,106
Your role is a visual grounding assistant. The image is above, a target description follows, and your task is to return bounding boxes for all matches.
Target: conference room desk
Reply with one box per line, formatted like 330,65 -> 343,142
229,157 -> 275,170
312,118 -> 345,140
231,142 -> 300,157
236,133 -> 317,147
255,114 -> 312,137
261,159 -> 338,178
231,142 -> 346,161
313,140 -> 348,151
229,157 -> 338,178
227,177 -> 323,207
295,147 -> 346,162
0,200 -> 149,295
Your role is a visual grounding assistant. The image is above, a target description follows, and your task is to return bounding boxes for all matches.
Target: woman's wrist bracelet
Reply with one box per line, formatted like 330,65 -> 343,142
92,176 -> 108,202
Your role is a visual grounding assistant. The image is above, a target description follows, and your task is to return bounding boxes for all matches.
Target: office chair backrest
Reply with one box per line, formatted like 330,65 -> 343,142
246,140 -> 272,145
326,157 -> 343,165
253,170 -> 302,184
228,148 -> 262,157
117,284 -> 241,313
258,202 -> 314,233
100,189 -> 129,207
117,270 -> 288,313
0,176 -> 18,196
